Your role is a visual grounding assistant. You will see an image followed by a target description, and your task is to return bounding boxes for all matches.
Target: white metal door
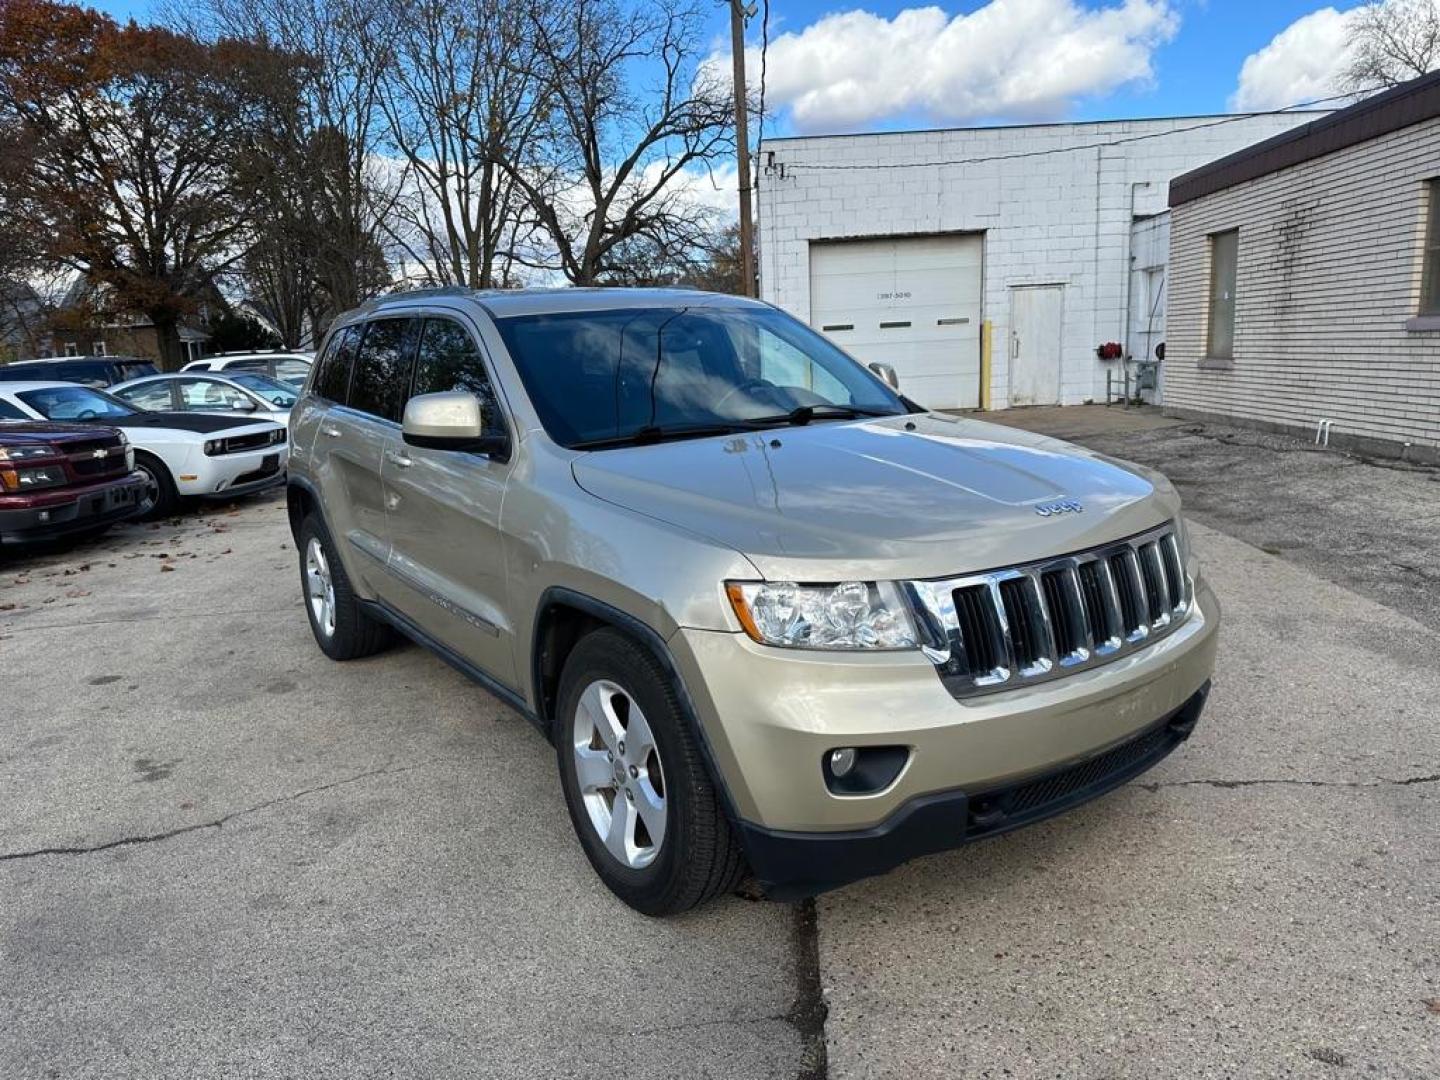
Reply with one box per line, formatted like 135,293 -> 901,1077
1008,285 -> 1064,406
808,235 -> 983,409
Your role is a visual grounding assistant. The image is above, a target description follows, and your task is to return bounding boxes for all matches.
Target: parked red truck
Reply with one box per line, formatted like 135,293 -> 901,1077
0,421 -> 145,545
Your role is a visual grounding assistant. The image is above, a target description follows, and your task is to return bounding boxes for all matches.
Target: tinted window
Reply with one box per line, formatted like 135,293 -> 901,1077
315,326 -> 361,402
57,362 -> 109,385
116,382 -> 175,411
0,399 -> 25,419
117,361 -> 159,379
349,319 -> 418,422
226,358 -> 268,372
493,306 -> 904,448
412,319 -> 504,436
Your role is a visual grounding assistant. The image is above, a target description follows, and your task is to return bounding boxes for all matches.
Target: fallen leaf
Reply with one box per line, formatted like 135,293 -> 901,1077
1425,998 -> 1440,1015
160,564 -> 175,573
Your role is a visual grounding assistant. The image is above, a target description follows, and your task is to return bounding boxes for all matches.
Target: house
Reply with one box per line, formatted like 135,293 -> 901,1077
7,273 -> 215,366
1165,72 -> 1440,465
756,112 -> 1319,411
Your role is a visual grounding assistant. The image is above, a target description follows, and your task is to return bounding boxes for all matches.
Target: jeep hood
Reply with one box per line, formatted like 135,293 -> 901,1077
571,413 -> 1178,581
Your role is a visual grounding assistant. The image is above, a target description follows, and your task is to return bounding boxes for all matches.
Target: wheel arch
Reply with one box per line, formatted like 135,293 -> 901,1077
530,587 -> 744,829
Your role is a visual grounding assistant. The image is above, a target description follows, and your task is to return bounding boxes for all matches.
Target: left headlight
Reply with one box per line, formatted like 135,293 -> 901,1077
0,444 -> 59,462
725,580 -> 918,650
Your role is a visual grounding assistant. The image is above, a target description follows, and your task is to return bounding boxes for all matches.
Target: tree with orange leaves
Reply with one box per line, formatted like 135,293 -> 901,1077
0,0 -> 285,368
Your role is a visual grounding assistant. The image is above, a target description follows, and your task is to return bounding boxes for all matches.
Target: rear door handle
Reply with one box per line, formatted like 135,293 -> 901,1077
321,425 -> 342,438
384,449 -> 413,468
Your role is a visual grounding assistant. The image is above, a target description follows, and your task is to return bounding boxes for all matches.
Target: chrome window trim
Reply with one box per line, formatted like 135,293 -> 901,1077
904,522 -> 1192,700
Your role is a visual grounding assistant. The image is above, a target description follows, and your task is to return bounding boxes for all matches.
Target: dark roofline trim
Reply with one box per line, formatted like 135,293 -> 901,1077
1170,69 -> 1440,207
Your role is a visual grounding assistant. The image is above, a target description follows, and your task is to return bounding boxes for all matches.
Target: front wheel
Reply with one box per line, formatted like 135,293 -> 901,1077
132,453 -> 177,520
555,628 -> 745,915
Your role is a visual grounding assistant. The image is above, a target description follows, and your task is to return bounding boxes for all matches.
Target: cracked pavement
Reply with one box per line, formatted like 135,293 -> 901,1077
4,415 -> 1439,1079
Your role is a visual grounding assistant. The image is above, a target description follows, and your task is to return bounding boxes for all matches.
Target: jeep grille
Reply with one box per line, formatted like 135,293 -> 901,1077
905,524 -> 1191,699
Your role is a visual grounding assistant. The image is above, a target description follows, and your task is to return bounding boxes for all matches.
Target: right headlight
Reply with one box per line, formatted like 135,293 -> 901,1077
725,580 -> 918,650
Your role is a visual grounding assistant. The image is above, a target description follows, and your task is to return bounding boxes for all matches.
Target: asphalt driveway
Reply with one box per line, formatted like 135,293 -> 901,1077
3,414 -> 1437,1079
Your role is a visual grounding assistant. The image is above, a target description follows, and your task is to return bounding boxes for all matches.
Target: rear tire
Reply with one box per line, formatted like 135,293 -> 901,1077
133,452 -> 177,520
297,515 -> 392,660
555,628 -> 745,915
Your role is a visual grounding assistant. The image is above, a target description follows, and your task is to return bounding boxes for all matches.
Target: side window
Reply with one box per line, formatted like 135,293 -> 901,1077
176,378 -> 248,412
412,318 -> 505,435
349,318 -> 419,422
315,326 -> 361,403
1206,229 -> 1238,361
273,358 -> 310,386
116,382 -> 175,411
0,399 -> 25,419
228,358 -> 267,372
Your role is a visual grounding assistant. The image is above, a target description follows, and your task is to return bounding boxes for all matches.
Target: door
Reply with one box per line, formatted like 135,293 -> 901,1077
808,235 -> 983,409
381,315 -> 518,688
313,319 -> 416,596
1009,285 -> 1064,406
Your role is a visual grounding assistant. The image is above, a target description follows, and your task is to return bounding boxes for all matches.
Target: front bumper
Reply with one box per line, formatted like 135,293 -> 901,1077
671,577 -> 1219,890
178,446 -> 288,499
0,473 -> 147,544
742,684 -> 1207,899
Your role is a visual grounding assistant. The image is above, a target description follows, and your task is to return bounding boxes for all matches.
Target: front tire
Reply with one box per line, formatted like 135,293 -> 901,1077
556,628 -> 745,915
133,452 -> 177,520
297,515 -> 392,661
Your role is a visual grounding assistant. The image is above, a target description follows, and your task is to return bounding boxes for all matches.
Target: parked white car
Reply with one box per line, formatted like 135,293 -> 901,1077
0,381 -> 287,518
181,352 -> 313,388
111,372 -> 297,427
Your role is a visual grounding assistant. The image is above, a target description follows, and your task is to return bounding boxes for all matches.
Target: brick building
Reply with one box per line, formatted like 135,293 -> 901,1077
1165,72 -> 1440,464
757,113 -> 1316,411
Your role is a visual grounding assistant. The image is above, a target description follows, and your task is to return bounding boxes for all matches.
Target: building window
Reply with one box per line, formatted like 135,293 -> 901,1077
1206,229 -> 1238,361
1422,180 -> 1440,314
63,341 -> 79,357
93,341 -> 107,356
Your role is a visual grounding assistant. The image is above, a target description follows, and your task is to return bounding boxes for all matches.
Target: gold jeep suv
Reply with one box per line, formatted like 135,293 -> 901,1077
287,288 -> 1218,915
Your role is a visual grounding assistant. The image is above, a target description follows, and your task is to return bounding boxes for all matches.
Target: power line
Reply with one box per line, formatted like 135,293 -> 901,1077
773,93 -> 1357,172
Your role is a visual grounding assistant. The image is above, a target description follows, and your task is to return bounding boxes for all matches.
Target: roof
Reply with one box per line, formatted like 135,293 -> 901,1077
354,286 -> 764,322
0,380 -> 101,393
1170,69 -> 1440,206
760,110 -> 1330,147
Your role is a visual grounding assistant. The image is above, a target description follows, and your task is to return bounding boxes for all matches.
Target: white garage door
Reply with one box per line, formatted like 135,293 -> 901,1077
808,235 -> 983,409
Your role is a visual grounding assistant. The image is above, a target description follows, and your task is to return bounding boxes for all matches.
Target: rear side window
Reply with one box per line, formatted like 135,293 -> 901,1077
116,381 -> 175,411
58,362 -> 108,385
349,318 -> 419,422
273,358 -> 310,386
314,326 -> 362,403
0,399 -> 25,419
412,319 -> 505,435
226,358 -> 268,372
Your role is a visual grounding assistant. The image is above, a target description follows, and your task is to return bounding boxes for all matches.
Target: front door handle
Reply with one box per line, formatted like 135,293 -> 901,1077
321,425 -> 342,438
384,449 -> 413,468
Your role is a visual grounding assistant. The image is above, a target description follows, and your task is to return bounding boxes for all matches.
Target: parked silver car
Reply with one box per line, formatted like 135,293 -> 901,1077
287,287 -> 1218,915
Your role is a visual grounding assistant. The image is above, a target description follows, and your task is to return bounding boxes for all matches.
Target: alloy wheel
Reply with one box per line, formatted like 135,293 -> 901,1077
572,679 -> 667,870
304,536 -> 336,638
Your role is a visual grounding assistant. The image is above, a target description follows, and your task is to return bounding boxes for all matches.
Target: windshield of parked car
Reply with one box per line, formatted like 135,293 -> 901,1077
17,385 -> 138,421
493,304 -> 906,448
228,372 -> 298,407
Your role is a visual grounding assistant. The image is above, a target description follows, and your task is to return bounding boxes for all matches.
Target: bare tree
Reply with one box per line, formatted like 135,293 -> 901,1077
367,0 -> 549,288
1345,0 -> 1440,92
505,0 -> 733,285
198,0 -> 397,325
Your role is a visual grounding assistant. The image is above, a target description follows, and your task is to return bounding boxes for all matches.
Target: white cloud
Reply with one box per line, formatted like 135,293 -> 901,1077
1229,7 -> 1357,111
710,0 -> 1180,133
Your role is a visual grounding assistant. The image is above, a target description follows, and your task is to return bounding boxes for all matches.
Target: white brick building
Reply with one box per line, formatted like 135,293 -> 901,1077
757,114 -> 1316,411
1165,73 -> 1440,464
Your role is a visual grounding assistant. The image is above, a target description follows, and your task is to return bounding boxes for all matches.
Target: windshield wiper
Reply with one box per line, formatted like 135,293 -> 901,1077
748,404 -> 900,427
570,422 -> 759,450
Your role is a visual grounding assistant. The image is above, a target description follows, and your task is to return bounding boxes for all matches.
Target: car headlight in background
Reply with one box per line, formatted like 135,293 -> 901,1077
0,465 -> 66,491
0,443 -> 59,461
725,581 -> 917,650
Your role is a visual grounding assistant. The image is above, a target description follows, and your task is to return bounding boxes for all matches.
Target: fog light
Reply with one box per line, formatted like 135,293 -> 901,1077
823,745 -> 910,796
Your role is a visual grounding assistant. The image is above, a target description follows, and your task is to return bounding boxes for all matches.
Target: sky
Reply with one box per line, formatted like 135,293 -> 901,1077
90,0 -> 1388,136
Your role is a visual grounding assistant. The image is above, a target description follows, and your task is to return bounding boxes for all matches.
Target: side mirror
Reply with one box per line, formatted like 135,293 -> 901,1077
230,398 -> 257,412
402,391 -> 507,456
868,361 -> 900,390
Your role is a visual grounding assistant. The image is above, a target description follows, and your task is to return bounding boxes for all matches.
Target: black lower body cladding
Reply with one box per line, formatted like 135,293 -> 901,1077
740,683 -> 1211,900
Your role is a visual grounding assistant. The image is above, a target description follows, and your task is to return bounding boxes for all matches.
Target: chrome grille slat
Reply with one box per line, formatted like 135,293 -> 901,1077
910,522 -> 1193,700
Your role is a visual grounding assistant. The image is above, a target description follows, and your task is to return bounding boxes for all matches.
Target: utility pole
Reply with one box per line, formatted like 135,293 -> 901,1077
729,0 -> 756,297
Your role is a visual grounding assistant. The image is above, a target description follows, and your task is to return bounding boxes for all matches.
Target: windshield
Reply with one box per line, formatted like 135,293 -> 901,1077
493,304 -> 906,449
228,372 -> 298,407
18,385 -> 138,421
